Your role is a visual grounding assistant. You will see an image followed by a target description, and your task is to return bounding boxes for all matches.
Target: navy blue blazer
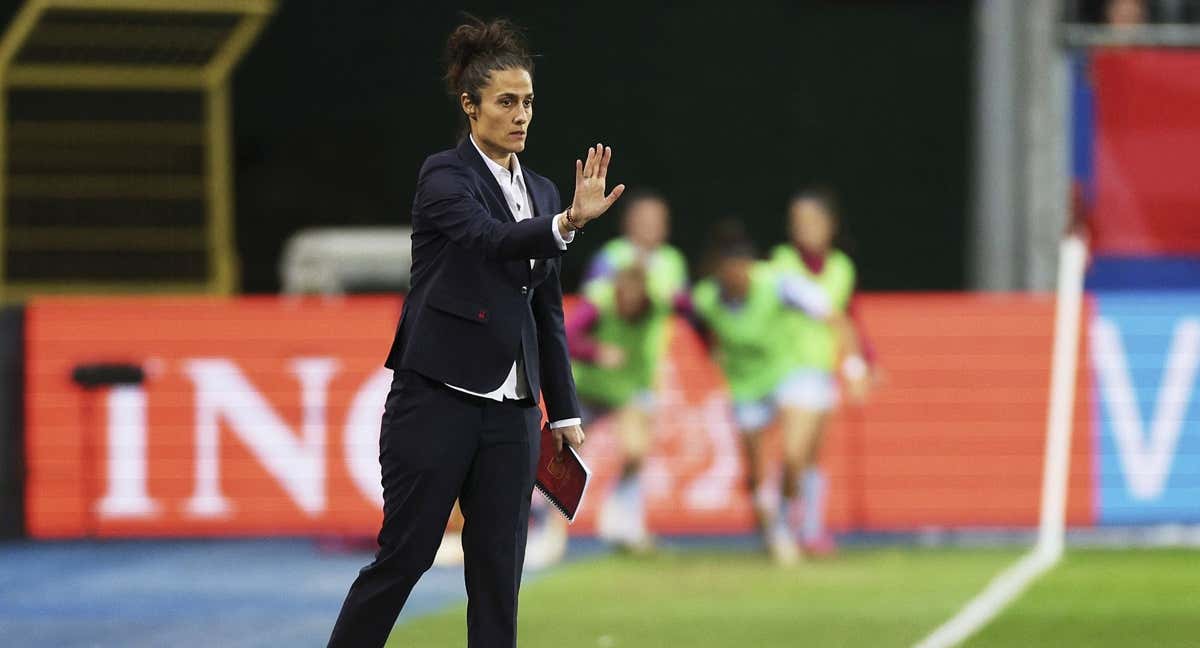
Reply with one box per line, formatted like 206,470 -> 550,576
385,138 -> 581,423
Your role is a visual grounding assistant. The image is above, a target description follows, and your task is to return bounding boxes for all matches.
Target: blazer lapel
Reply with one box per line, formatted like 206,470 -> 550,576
522,173 -> 543,221
456,138 -> 515,223
524,174 -> 549,277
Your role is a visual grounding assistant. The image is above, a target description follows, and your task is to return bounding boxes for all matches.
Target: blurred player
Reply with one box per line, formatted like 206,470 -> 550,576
566,264 -> 662,552
769,189 -> 873,557
526,191 -> 687,556
685,223 -> 842,564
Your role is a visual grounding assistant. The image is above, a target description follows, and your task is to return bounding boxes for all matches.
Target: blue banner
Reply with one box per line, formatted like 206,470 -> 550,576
1092,292 -> 1200,524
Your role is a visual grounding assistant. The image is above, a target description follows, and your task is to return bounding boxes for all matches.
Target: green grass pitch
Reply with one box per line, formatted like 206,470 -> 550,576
965,548 -> 1200,648
384,547 -> 1198,647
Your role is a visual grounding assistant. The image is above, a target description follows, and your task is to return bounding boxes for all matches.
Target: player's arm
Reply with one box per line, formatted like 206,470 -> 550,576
566,299 -> 624,368
565,299 -> 601,361
672,292 -> 716,352
839,295 -> 876,402
777,274 -> 835,319
779,273 -> 872,397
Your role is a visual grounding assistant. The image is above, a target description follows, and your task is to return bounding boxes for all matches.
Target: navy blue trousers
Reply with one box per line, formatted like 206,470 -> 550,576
327,369 -> 541,647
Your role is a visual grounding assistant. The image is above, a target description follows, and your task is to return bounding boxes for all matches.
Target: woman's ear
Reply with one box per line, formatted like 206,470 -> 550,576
460,92 -> 477,120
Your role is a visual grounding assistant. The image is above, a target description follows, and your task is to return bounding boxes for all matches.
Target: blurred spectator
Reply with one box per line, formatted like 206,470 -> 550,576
1069,0 -> 1200,23
1107,0 -> 1148,25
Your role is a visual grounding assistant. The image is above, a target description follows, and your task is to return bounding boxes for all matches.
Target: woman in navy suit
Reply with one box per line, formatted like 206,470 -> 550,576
327,16 -> 624,648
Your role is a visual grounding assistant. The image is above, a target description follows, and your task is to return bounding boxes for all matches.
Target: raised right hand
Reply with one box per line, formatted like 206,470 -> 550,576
569,143 -> 625,227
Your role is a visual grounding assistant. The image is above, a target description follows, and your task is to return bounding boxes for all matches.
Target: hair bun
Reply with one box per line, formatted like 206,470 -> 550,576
444,15 -> 533,101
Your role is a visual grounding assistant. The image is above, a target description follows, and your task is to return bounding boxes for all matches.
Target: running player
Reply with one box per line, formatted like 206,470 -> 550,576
685,223 -> 844,564
566,264 -> 663,552
558,191 -> 687,552
526,192 -> 684,565
769,188 -> 873,557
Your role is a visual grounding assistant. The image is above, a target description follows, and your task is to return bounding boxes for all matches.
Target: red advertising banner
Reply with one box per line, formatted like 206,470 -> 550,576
26,296 -> 403,538
832,294 -> 1095,530
24,294 -> 1095,539
1091,49 -> 1200,255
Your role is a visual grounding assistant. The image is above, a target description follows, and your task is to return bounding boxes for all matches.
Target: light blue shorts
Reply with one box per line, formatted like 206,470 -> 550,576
776,368 -> 838,412
731,369 -> 837,433
731,397 -> 778,433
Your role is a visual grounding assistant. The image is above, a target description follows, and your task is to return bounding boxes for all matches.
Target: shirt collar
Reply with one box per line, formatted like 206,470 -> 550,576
469,134 -> 522,187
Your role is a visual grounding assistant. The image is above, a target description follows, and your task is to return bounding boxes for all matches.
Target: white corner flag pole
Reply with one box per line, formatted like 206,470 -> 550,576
1035,234 -> 1088,561
915,235 -> 1089,648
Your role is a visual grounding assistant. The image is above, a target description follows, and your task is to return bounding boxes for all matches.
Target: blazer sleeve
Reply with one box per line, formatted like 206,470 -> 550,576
532,260 -> 582,423
414,160 -> 564,261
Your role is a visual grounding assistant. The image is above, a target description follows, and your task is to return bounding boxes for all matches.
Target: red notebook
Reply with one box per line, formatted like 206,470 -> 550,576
534,423 -> 592,523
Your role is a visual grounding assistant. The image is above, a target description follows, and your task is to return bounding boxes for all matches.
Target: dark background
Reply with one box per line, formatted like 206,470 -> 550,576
230,1 -> 971,293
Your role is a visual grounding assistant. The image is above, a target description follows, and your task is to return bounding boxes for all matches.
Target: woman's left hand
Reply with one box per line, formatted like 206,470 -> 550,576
553,424 -> 586,453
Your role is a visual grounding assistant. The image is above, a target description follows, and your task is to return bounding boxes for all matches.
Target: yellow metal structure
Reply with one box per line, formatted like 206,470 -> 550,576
0,0 -> 274,299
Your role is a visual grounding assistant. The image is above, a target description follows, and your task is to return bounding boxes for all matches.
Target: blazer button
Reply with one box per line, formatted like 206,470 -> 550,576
520,286 -> 529,295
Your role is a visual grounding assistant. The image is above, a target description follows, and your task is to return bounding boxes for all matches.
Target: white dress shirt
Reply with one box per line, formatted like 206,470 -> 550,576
442,136 -> 581,430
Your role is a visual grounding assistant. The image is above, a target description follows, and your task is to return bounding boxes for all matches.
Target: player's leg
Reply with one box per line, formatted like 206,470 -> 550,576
524,490 -> 568,570
790,410 -> 831,545
779,369 -> 838,556
738,428 -> 768,537
780,407 -> 820,517
609,392 -> 655,551
732,396 -> 795,563
587,399 -> 626,545
433,501 -> 466,567
799,411 -> 836,555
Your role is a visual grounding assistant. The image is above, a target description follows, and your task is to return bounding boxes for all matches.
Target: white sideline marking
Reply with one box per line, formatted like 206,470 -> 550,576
914,236 -> 1088,648
912,548 -> 1056,648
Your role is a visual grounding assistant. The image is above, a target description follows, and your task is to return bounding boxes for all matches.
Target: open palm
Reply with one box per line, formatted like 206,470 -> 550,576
571,143 -> 625,225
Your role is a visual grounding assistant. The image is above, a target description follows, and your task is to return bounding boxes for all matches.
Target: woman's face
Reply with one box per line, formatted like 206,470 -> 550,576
463,67 -> 533,159
789,199 -> 836,254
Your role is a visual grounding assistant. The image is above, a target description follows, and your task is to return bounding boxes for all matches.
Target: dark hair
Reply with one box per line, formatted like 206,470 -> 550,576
444,15 -> 533,112
788,186 -> 839,223
621,188 -> 669,216
702,219 -> 757,276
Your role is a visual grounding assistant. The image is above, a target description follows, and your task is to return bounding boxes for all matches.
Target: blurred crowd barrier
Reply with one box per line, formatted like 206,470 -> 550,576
18,291 -> 1197,539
